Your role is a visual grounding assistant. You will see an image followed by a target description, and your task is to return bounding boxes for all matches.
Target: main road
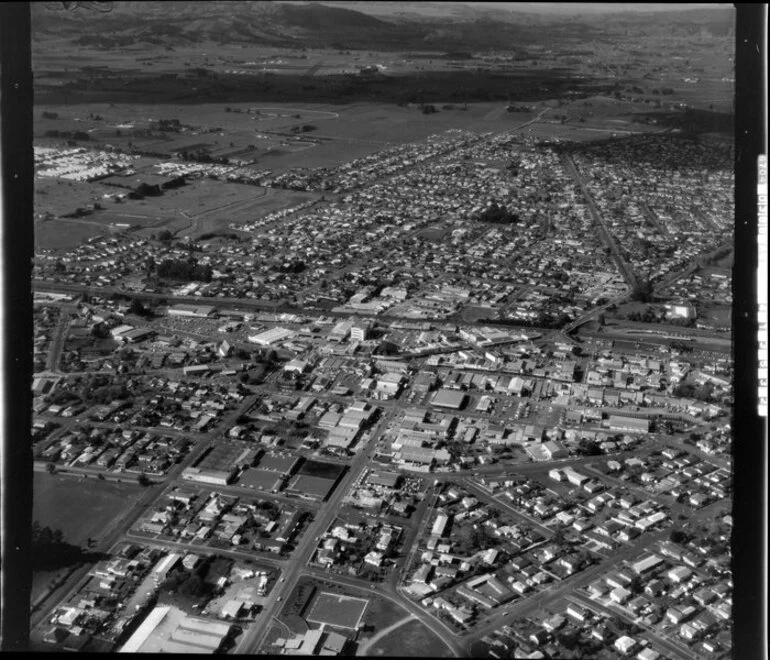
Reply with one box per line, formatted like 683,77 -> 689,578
561,153 -> 638,291
32,278 -> 561,337
233,406 -> 398,653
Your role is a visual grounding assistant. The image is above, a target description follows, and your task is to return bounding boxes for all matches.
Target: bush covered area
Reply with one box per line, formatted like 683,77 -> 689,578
475,201 -> 520,224
156,258 -> 213,283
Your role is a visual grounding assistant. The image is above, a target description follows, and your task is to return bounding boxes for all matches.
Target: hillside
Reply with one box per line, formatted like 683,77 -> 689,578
31,1 -> 734,52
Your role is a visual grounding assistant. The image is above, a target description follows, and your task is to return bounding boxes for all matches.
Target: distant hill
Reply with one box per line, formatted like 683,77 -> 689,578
31,1 -> 734,51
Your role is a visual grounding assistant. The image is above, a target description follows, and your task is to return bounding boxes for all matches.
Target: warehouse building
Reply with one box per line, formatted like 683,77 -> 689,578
167,304 -> 217,318
608,414 -> 651,434
431,389 -> 467,410
248,327 -> 295,346
181,443 -> 256,486
119,605 -> 232,653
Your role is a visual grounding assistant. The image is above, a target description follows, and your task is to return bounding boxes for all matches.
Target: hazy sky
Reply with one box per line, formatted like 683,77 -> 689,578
468,3 -> 727,14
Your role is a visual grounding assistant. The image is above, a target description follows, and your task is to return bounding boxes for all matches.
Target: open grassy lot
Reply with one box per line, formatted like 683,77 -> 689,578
366,618 -> 454,657
35,218 -> 119,251
461,305 -> 498,322
36,173 -> 321,244
699,304 -> 731,328
34,178 -> 119,219
306,592 -> 369,629
358,594 -> 409,633
525,120 -> 661,142
33,472 -> 145,547
34,100 -> 541,171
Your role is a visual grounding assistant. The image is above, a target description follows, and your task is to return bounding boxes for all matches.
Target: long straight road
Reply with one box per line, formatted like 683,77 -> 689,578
29,406 -> 235,632
44,305 -> 75,373
234,407 -> 399,653
562,153 -> 638,290
32,279 -> 561,336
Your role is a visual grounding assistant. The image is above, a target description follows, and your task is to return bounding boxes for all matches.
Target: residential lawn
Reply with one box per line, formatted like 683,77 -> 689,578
33,472 -> 145,547
366,618 -> 454,657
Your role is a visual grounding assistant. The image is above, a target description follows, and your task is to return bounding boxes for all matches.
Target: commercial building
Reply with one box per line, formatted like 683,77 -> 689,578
431,389 -> 467,410
238,468 -> 283,492
119,605 -> 232,653
608,415 -> 651,434
181,443 -> 255,486
631,554 -> 665,575
168,304 -> 217,318
248,327 -> 295,346
182,466 -> 235,487
350,320 -> 371,342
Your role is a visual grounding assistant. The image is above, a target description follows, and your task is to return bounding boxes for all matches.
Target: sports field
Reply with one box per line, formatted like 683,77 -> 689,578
33,472 -> 145,547
35,218 -> 117,250
305,592 -> 369,629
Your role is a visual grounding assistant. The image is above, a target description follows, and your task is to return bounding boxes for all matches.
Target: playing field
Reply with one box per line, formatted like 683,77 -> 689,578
305,592 -> 369,629
33,472 -> 145,547
35,218 -> 117,250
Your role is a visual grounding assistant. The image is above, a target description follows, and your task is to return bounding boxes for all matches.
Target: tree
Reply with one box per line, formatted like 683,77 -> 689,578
129,298 -> 149,317
630,279 -> 654,302
669,529 -> 689,544
475,201 -> 520,225
552,527 -> 567,546
137,473 -> 151,487
91,322 -> 110,339
46,462 -> 57,474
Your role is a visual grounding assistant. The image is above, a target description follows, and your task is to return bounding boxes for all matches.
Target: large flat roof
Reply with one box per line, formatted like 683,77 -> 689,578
432,388 -> 467,409
238,468 -> 283,492
119,605 -> 231,654
258,453 -> 300,474
285,474 -> 336,500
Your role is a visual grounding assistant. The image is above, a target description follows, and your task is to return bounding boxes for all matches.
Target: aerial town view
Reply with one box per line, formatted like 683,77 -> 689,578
23,1 -> 741,657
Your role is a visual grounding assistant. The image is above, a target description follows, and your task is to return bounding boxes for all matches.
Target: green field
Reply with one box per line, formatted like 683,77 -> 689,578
33,472 -> 145,547
306,592 -> 369,629
461,305 -> 498,323
359,594 -> 410,633
35,218 -> 121,250
34,176 -> 321,249
699,304 -> 731,328
366,618 -> 454,657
